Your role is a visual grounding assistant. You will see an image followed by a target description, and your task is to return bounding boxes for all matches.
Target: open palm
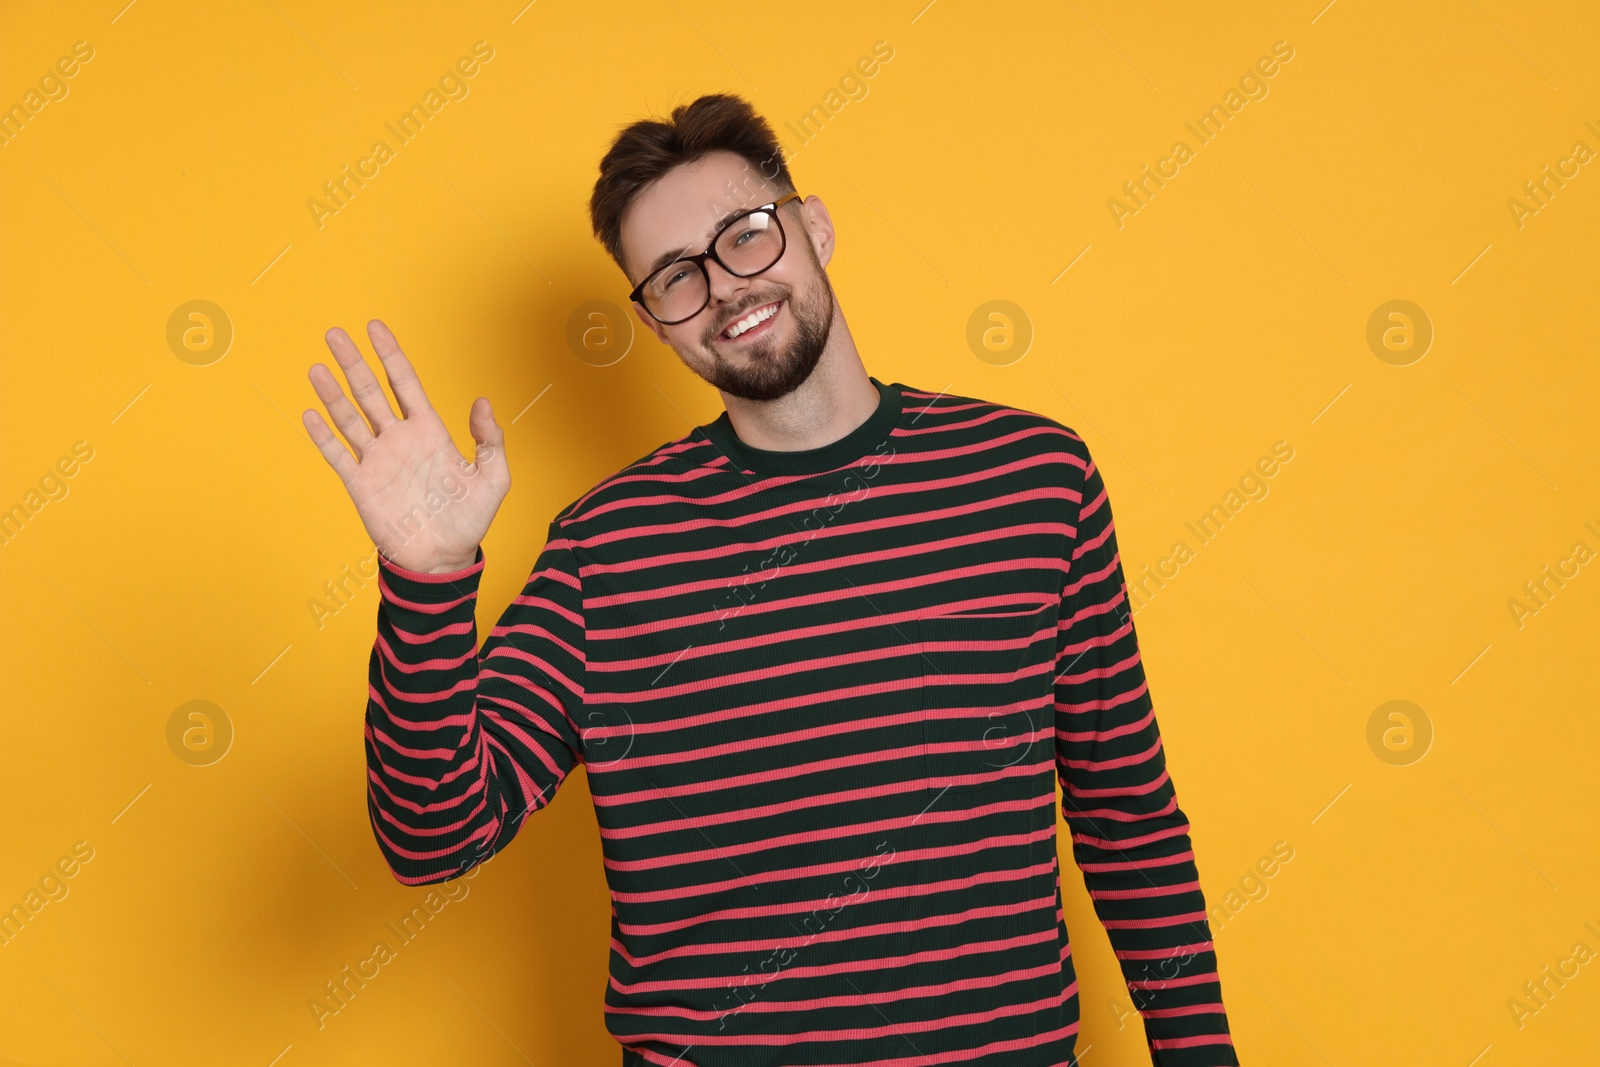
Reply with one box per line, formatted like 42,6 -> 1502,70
303,320 -> 510,575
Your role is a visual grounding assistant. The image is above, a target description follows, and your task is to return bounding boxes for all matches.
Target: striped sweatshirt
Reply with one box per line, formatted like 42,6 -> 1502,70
364,378 -> 1238,1067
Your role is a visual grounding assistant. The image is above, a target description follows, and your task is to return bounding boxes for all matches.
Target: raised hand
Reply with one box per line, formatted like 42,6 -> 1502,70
303,319 -> 510,574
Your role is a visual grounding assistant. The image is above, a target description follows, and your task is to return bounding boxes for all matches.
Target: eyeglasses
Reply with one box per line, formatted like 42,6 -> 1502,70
629,192 -> 802,326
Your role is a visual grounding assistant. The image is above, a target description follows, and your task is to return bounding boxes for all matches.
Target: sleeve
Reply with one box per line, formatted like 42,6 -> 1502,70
363,517 -> 587,885
1053,438 -> 1238,1066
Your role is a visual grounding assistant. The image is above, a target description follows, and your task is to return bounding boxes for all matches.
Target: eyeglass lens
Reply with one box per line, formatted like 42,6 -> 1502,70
642,210 -> 785,323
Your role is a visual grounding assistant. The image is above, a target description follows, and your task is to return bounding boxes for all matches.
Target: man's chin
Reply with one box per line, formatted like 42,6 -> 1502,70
714,369 -> 800,403
710,350 -> 812,401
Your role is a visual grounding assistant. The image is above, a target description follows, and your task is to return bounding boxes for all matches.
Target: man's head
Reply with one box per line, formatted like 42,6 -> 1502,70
589,93 -> 838,402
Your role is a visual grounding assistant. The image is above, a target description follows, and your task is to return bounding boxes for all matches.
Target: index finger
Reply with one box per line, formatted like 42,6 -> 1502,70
367,319 -> 435,421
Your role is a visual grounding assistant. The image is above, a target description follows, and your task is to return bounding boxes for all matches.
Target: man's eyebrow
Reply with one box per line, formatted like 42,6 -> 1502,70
642,203 -> 757,280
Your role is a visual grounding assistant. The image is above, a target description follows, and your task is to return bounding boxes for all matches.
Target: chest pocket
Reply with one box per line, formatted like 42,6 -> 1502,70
918,602 -> 1058,795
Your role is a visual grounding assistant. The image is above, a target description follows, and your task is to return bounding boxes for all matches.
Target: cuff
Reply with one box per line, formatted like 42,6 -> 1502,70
376,545 -> 485,608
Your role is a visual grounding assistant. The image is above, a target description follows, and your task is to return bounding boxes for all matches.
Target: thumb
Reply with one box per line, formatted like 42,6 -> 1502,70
466,396 -> 506,471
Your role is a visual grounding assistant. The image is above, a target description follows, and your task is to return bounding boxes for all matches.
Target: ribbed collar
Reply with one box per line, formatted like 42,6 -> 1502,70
696,377 -> 903,477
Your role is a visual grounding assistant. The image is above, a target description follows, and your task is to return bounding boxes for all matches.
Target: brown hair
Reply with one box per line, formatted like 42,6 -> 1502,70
588,93 -> 795,281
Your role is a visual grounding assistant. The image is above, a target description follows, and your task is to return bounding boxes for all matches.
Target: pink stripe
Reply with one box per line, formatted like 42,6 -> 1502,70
589,668 -> 1048,748
617,860 -> 1054,937
580,483 -> 1072,575
377,574 -> 475,614
1078,849 -> 1194,875
1056,648 -> 1144,689
576,469 -> 1076,561
595,732 -> 1049,814
368,804 -> 492,863
897,404 -> 1071,443
585,521 -> 1071,604
1115,939 -> 1214,960
604,770 -> 932,839
595,686 -> 924,769
1064,769 -> 1171,799
561,460 -> 724,518
589,643 -> 921,716
1151,1034 -> 1235,1049
372,803 -> 478,843
1068,511 -> 1114,563
561,441 -> 727,515
497,582 -> 582,623
604,792 -> 1054,873
610,963 -> 1070,1019
610,826 -> 1057,904
386,617 -> 474,645
484,618 -> 584,661
1071,821 -> 1190,852
371,786 -> 484,835
369,678 -> 450,722
1101,909 -> 1209,930
591,608 -> 988,688
374,630 -> 474,674
1130,970 -> 1221,991
366,761 -> 482,816
374,654 -> 477,706
368,722 -> 459,762
1059,734 -> 1161,772
619,1023 -> 1083,1067
480,650 -> 581,707
609,985 -> 1071,1047
590,556 -> 1067,642
610,929 -> 1058,994
1056,706 -> 1156,745
1143,1002 -> 1228,1018
1063,794 -> 1178,824
1062,572 -> 1126,630
477,671 -> 578,730
615,902 -> 1056,968
378,551 -> 486,583
593,738 -> 926,807
1092,879 -> 1199,900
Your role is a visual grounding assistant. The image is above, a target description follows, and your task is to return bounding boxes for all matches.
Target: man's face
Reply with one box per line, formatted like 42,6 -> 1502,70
619,150 -> 836,402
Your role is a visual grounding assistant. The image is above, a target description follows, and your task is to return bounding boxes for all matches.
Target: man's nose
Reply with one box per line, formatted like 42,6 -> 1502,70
704,257 -> 751,305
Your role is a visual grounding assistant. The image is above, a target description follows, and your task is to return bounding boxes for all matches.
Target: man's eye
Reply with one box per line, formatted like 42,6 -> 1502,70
662,267 -> 691,288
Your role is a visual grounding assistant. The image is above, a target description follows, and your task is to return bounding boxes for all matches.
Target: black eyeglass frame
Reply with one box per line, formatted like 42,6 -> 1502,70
628,191 -> 804,326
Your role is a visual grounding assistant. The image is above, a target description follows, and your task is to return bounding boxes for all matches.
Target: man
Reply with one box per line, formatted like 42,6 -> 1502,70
304,92 -> 1237,1067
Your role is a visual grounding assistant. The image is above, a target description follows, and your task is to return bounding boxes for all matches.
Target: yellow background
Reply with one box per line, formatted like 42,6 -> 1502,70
2,1 -> 1597,1063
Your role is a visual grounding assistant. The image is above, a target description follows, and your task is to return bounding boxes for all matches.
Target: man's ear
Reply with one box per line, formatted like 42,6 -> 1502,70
632,301 -> 669,345
800,195 -> 836,270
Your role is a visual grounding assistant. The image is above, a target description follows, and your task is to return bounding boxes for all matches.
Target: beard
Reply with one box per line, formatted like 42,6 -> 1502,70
692,264 -> 835,403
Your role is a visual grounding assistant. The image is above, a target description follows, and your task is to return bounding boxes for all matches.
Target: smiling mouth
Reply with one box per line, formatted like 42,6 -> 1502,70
719,300 -> 783,344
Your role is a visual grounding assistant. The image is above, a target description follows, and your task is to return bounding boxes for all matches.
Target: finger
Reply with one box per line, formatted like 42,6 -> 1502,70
308,355 -> 376,457
325,325 -> 399,434
466,397 -> 507,472
366,319 -> 434,421
301,406 -> 359,488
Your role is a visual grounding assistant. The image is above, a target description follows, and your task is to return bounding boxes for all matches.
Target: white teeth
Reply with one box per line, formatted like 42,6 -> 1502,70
724,302 -> 778,338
